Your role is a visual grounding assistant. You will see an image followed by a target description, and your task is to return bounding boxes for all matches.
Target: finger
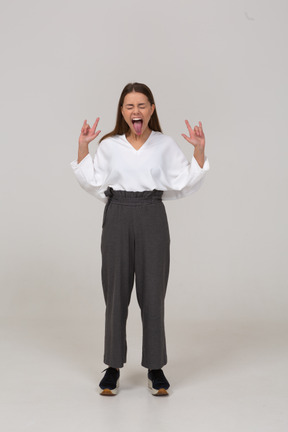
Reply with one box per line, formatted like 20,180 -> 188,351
84,126 -> 90,135
181,133 -> 190,141
185,120 -> 193,136
198,121 -> 204,137
91,117 -> 100,133
90,130 -> 101,140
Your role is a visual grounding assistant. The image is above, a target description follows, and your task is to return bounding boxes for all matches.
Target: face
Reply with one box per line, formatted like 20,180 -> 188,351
121,91 -> 155,137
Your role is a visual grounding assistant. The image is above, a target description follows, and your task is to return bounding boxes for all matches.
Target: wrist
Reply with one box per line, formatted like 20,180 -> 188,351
78,139 -> 89,148
193,147 -> 205,168
78,145 -> 89,152
193,146 -> 204,154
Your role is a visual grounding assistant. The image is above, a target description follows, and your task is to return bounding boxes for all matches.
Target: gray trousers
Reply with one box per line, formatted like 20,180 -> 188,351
100,187 -> 170,369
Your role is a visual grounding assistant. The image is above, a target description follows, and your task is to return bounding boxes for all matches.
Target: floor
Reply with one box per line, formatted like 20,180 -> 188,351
1,317 -> 287,432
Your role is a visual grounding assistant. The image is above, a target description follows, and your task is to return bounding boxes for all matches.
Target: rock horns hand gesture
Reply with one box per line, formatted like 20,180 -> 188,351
181,120 -> 205,151
79,118 -> 101,147
77,118 -> 101,164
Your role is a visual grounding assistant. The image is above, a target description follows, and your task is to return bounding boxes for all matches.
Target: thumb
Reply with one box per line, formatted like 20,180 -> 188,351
181,134 -> 190,141
91,130 -> 101,140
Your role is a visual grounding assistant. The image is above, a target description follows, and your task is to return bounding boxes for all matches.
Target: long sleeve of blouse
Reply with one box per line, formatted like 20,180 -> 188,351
70,131 -> 210,203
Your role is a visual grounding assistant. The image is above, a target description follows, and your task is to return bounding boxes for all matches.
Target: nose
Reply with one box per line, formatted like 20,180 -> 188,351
132,106 -> 140,115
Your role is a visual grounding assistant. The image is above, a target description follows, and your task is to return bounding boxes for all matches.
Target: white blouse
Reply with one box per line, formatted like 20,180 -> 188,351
70,131 -> 210,203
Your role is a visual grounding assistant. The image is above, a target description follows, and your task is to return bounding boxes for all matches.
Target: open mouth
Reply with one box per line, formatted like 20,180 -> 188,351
132,118 -> 143,135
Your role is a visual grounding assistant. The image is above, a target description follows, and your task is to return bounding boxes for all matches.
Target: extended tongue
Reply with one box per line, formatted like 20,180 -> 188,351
133,120 -> 142,135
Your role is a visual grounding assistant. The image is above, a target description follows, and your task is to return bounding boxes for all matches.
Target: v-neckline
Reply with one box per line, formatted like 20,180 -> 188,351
123,130 -> 154,152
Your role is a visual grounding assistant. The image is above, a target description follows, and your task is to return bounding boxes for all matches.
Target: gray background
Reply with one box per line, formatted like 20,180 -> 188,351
0,0 -> 287,430
1,0 -> 287,323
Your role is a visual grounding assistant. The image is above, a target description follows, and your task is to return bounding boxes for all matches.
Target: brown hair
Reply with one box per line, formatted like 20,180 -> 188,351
99,82 -> 162,143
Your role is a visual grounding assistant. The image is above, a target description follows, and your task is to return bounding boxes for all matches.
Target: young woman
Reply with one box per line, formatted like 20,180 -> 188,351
71,82 -> 210,396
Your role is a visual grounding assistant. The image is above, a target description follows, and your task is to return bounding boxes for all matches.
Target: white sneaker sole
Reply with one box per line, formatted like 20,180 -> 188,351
148,379 -> 169,396
99,378 -> 119,396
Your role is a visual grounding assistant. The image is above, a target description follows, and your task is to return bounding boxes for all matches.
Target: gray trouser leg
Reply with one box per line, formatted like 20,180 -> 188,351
100,189 -> 170,369
134,202 -> 170,369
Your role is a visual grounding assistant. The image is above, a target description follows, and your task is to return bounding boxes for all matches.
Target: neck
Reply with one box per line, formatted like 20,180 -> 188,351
126,127 -> 152,144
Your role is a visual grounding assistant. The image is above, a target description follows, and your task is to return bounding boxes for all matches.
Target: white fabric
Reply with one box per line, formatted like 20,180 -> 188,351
70,131 -> 210,203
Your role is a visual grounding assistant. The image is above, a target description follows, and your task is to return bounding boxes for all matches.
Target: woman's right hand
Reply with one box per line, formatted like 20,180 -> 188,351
78,117 -> 101,147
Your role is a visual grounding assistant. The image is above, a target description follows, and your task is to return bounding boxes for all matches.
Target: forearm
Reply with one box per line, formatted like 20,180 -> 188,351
193,147 -> 205,168
77,143 -> 89,164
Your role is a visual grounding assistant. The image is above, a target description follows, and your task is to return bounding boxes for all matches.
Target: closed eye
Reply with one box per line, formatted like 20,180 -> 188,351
124,104 -> 147,108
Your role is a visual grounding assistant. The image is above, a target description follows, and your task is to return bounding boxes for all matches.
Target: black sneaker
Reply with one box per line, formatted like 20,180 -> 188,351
99,367 -> 120,396
148,369 -> 170,396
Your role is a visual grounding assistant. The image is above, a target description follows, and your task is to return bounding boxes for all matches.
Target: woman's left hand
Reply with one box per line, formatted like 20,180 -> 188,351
181,120 -> 205,151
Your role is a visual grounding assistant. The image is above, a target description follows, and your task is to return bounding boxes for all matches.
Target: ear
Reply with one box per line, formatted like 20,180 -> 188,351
151,104 -> 155,115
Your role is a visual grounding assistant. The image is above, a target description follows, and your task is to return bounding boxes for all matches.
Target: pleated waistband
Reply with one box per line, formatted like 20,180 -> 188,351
104,187 -> 163,204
